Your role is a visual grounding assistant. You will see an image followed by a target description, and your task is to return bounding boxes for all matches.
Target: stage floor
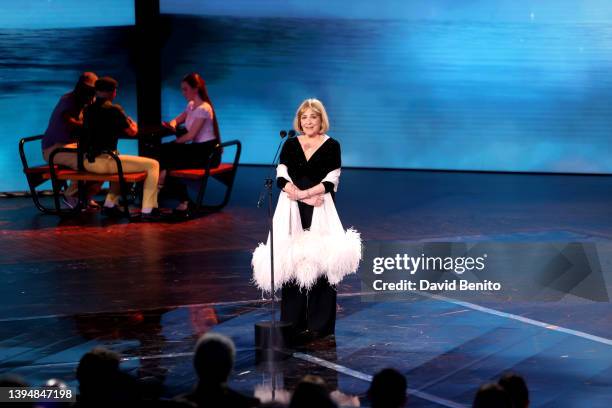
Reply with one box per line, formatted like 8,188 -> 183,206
1,166 -> 611,407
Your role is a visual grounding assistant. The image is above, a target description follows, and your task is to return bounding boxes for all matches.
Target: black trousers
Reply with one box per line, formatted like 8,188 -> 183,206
280,199 -> 337,338
281,276 -> 337,338
159,140 -> 219,202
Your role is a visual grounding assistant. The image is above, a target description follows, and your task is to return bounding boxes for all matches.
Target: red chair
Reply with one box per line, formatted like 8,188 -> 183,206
168,140 -> 241,212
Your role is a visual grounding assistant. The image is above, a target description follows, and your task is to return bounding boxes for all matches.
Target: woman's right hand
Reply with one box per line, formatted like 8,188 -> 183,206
284,183 -> 300,201
162,121 -> 176,131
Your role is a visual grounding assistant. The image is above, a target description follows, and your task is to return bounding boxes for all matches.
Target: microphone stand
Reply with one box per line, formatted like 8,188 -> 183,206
254,130 -> 295,363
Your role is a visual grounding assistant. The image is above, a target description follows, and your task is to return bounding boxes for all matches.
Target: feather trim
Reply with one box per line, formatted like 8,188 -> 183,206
252,228 -> 362,292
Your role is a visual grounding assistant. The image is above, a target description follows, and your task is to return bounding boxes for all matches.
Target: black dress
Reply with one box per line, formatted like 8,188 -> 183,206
276,135 -> 342,341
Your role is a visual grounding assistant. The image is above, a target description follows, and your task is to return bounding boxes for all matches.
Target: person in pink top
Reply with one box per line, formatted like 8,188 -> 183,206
159,73 -> 221,217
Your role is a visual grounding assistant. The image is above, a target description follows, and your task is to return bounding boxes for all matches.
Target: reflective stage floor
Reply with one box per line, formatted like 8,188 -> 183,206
0,166 -> 611,407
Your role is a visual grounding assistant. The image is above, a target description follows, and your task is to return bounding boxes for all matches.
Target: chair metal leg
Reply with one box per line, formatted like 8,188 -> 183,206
20,135 -> 61,214
195,173 -> 210,213
24,173 -> 56,214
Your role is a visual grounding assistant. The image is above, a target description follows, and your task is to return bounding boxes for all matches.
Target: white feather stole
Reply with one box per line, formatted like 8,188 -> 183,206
251,166 -> 362,292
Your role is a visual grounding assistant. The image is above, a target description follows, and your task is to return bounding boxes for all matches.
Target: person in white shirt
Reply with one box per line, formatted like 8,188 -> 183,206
160,72 -> 221,216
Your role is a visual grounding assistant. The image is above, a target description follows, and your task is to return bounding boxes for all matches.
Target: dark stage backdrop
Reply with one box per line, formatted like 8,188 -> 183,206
2,1 -> 612,191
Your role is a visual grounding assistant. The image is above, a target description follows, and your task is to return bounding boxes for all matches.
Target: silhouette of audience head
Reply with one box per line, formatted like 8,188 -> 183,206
473,383 -> 512,408
368,368 -> 407,408
77,347 -> 121,394
76,347 -> 137,404
193,332 -> 236,385
498,373 -> 529,408
289,375 -> 336,408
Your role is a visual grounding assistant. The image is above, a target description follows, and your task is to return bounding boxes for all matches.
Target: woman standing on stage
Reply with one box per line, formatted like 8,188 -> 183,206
252,98 -> 361,345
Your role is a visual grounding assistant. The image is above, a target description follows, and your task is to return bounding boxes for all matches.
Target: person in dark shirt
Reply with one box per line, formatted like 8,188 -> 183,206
174,333 -> 260,408
42,72 -> 100,208
81,77 -> 160,218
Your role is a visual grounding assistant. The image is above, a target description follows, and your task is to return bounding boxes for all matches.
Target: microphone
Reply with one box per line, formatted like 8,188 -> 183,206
280,130 -> 297,138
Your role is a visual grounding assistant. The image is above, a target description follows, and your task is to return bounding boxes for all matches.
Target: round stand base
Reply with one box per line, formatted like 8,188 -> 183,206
254,320 -> 292,362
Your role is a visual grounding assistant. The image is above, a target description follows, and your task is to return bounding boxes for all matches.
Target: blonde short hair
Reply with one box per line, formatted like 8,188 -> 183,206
293,98 -> 330,134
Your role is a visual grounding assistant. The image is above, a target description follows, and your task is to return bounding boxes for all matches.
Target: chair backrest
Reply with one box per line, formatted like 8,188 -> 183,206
19,135 -> 44,172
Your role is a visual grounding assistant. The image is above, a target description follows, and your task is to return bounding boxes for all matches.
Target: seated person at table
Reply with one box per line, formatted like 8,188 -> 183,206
81,76 -> 160,219
42,72 -> 101,208
159,72 -> 221,216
